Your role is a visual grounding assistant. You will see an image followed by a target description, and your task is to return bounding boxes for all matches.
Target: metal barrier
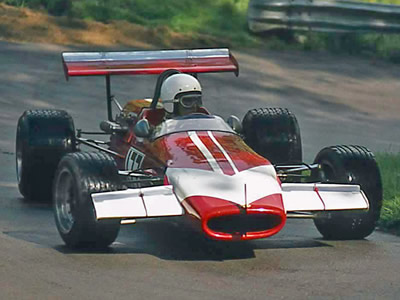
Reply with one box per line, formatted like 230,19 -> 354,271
248,0 -> 400,33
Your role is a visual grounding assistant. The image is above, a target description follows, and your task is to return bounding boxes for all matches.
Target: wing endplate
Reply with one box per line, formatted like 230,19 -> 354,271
92,185 -> 184,220
62,48 -> 239,79
281,183 -> 369,213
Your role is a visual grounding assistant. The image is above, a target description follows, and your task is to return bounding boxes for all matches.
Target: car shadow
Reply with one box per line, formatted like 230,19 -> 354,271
6,197 -> 330,261
53,218 -> 330,261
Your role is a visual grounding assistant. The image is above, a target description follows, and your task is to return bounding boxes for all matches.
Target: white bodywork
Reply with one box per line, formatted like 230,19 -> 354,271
281,183 -> 369,212
91,165 -> 369,220
166,166 -> 281,205
92,185 -> 184,219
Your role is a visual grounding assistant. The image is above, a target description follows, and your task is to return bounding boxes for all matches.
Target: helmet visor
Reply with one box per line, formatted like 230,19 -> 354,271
178,94 -> 202,108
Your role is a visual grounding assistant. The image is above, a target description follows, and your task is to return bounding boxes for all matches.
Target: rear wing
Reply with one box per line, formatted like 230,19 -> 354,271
62,48 -> 239,80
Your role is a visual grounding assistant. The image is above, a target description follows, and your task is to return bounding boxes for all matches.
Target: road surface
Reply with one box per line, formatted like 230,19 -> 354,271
0,41 -> 399,299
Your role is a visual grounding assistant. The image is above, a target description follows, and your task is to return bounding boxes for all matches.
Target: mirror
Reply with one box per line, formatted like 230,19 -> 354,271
226,115 -> 242,133
134,119 -> 151,138
100,120 -> 128,134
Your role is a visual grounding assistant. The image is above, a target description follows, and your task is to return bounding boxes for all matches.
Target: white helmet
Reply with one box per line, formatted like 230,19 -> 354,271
160,73 -> 202,113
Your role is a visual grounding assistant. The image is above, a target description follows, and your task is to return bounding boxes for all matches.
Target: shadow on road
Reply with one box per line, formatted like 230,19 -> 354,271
4,196 -> 330,261
53,219 -> 330,261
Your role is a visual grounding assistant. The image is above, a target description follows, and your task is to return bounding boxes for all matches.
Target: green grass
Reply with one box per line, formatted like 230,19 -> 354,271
375,153 -> 400,231
300,32 -> 400,63
1,0 -> 258,47
357,0 -> 400,4
2,0 -> 400,60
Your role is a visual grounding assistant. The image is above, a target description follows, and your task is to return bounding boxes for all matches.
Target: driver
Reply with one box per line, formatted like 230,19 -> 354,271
160,73 -> 203,117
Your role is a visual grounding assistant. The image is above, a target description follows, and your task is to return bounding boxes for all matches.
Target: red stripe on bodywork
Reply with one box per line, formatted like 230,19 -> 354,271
313,186 -> 326,210
197,132 -> 235,176
149,133 -> 213,171
211,133 -> 271,172
150,132 -> 270,172
114,131 -> 272,173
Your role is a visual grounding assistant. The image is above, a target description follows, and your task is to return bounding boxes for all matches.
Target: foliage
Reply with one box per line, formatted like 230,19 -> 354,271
0,0 -> 254,45
375,153 -> 400,230
300,32 -> 400,63
1,0 -> 71,15
358,0 -> 400,4
1,0 -> 400,60
380,197 -> 400,229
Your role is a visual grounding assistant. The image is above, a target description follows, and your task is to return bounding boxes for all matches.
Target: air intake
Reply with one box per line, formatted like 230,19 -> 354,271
207,214 -> 282,235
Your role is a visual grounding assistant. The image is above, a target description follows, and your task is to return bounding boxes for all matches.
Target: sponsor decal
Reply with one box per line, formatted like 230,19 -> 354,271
125,147 -> 145,171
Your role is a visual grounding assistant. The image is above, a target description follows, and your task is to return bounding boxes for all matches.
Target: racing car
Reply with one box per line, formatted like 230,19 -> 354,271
16,48 -> 382,248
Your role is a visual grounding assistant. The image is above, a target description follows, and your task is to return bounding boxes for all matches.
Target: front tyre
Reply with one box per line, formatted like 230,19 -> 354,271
313,145 -> 382,240
53,152 -> 123,248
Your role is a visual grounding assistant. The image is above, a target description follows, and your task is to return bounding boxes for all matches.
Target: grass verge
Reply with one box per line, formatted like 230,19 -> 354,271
0,3 -> 252,48
0,0 -> 260,48
376,153 -> 400,234
1,1 -> 400,63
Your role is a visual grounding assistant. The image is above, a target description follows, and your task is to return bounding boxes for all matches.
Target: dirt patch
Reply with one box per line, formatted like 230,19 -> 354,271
0,3 -> 220,48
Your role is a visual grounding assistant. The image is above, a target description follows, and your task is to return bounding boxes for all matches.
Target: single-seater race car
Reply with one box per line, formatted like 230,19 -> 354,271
16,48 -> 382,248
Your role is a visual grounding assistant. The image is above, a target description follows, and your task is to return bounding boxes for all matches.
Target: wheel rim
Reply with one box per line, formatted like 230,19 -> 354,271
320,161 -> 355,184
16,144 -> 22,184
16,127 -> 23,184
54,169 -> 75,234
319,161 -> 336,182
318,160 -> 364,227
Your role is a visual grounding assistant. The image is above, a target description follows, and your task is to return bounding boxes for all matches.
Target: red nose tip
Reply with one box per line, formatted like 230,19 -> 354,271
185,194 -> 286,241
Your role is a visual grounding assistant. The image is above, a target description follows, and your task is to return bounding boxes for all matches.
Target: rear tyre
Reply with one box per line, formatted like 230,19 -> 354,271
53,152 -> 123,248
313,145 -> 382,240
242,108 -> 302,164
16,110 -> 76,202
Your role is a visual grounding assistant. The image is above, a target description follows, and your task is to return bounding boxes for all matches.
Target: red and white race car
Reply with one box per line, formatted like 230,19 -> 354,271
16,48 -> 382,248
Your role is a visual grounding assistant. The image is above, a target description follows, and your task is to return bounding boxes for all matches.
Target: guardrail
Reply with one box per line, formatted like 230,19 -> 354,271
248,0 -> 400,33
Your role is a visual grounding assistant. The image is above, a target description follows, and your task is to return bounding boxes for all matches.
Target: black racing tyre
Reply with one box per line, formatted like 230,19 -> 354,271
242,108 -> 302,164
313,145 -> 383,240
53,152 -> 123,248
16,109 -> 76,202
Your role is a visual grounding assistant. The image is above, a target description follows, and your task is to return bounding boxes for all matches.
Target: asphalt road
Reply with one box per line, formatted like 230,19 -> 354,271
1,41 -> 400,299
